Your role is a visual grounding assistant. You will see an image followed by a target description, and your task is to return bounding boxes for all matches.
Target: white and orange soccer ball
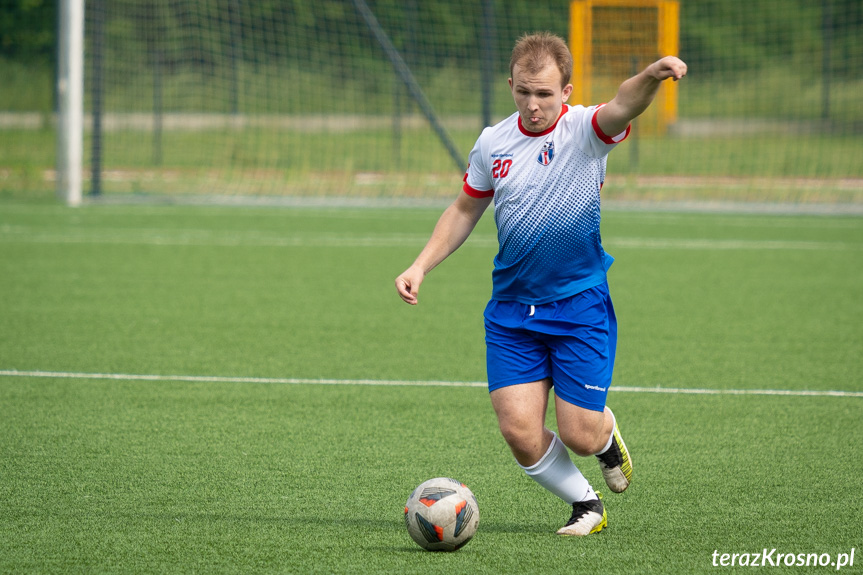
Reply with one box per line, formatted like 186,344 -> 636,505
404,477 -> 480,551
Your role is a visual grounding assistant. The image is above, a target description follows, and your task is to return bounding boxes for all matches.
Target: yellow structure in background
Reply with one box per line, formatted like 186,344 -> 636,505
570,0 -> 679,134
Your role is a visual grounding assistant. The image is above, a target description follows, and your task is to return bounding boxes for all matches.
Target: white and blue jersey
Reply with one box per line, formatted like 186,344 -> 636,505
463,104 -> 629,305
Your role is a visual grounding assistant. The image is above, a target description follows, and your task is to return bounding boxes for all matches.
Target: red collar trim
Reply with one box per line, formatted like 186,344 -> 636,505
517,104 -> 568,137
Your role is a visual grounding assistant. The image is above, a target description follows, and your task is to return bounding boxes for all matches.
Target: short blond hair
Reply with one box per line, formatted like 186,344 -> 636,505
509,32 -> 573,87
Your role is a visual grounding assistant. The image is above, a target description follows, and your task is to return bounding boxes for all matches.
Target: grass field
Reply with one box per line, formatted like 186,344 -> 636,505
1,200 -> 862,574
3,126 -> 863,204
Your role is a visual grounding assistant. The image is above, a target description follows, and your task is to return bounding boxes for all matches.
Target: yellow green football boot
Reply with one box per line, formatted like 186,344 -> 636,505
596,421 -> 632,493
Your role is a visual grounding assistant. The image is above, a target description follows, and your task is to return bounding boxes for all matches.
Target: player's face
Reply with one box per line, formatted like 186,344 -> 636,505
509,60 -> 573,133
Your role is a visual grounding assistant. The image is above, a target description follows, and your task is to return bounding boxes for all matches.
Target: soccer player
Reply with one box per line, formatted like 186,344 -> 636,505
395,32 -> 686,536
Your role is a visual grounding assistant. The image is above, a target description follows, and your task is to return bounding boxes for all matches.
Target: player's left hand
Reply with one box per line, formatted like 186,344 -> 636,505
649,56 -> 687,82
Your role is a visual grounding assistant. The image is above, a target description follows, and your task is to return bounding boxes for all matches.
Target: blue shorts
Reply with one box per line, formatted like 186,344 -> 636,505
483,282 -> 617,412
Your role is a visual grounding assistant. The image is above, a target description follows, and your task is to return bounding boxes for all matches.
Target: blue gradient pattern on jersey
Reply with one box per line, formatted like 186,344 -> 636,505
489,109 -> 615,304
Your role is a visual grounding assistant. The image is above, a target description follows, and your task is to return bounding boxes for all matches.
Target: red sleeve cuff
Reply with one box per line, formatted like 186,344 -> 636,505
463,182 -> 494,198
591,104 -> 631,145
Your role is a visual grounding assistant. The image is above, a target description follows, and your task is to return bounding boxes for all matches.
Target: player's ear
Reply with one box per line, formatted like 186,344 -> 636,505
562,83 -> 573,102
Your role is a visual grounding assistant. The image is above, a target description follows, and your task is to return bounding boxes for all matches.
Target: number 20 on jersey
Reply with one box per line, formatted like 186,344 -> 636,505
492,159 -> 512,179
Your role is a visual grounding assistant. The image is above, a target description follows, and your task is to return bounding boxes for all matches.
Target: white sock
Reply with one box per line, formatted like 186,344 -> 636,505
596,408 -> 616,456
520,432 -> 594,504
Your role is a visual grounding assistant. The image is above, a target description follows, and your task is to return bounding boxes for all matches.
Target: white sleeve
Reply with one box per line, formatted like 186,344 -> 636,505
462,128 -> 494,198
573,104 -> 631,158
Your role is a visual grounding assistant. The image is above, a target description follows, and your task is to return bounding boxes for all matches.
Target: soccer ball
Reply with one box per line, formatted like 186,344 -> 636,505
404,477 -> 480,551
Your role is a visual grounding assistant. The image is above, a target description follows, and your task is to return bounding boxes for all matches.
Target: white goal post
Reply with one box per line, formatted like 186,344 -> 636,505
56,0 -> 84,207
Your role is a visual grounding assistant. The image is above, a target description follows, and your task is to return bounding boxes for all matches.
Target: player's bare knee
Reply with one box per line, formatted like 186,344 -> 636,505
497,420 -> 549,462
558,428 -> 604,457
497,420 -> 531,449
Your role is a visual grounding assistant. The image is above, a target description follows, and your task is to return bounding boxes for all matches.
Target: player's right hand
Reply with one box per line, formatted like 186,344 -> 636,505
395,265 -> 424,305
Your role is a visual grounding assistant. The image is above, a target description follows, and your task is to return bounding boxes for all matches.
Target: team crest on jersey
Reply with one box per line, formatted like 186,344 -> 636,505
537,141 -> 555,166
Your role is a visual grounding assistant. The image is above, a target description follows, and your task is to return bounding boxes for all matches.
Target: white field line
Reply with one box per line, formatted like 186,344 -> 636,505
0,225 -> 860,251
608,237 -> 860,251
1,369 -> 861,398
0,226 -> 450,248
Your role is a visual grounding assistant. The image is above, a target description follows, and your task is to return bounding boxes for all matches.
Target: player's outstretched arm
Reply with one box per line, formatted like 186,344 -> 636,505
596,56 -> 687,138
395,192 -> 492,305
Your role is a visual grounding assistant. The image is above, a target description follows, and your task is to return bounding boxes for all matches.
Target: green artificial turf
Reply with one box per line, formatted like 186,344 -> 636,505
1,201 -> 861,573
